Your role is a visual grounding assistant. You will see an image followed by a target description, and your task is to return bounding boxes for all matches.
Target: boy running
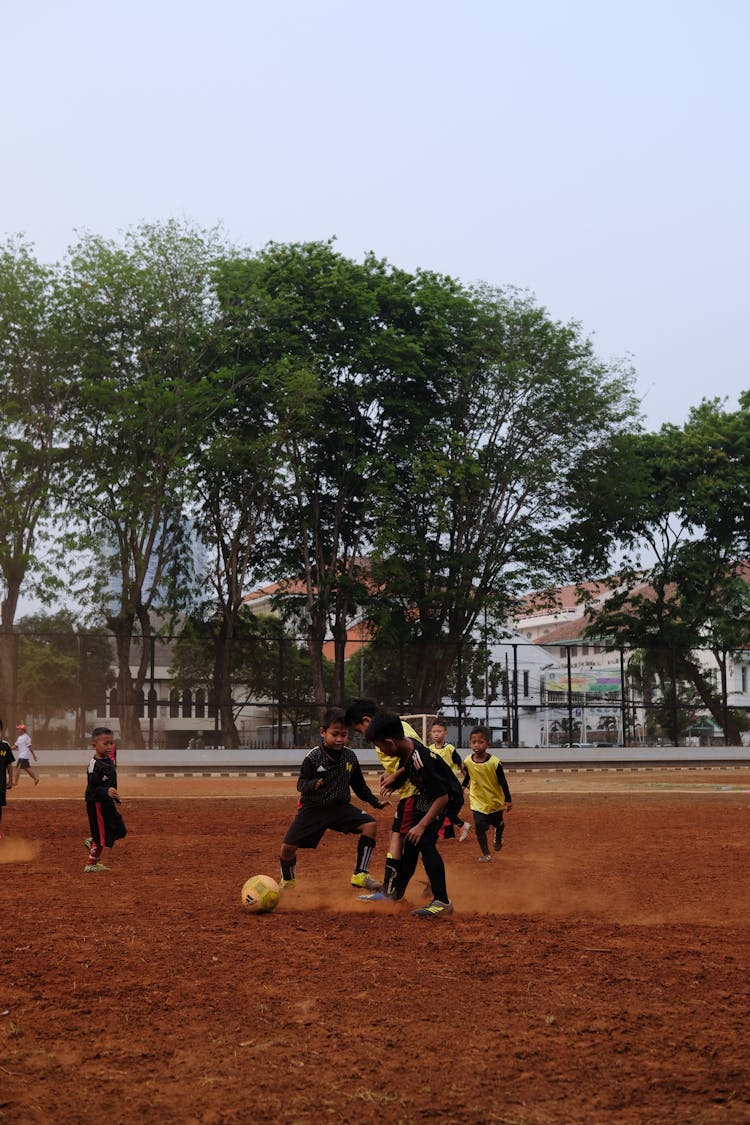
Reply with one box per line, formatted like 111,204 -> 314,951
84,726 -> 127,873
462,725 -> 513,862
279,707 -> 389,891
429,718 -> 472,842
363,712 -> 463,918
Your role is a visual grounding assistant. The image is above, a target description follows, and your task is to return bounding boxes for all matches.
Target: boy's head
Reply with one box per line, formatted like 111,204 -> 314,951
91,726 -> 115,758
430,719 -> 447,744
319,707 -> 349,751
364,711 -> 405,755
16,723 -> 26,733
344,697 -> 379,734
469,725 -> 491,754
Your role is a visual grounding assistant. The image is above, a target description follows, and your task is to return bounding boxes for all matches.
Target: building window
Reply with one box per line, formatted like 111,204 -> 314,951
195,689 -> 205,719
169,689 -> 180,718
742,666 -> 748,694
523,670 -> 530,697
182,690 -> 192,718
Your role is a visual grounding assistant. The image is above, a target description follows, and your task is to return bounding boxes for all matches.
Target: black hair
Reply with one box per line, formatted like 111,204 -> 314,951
431,717 -> 447,728
470,725 -> 491,741
365,711 -> 404,743
91,726 -> 114,738
343,697 -> 379,726
320,707 -> 348,730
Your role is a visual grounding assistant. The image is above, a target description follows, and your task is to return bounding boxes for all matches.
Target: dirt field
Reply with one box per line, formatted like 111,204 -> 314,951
2,767 -> 749,1124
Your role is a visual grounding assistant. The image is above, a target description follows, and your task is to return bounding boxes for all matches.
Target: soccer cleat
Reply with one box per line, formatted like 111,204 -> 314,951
459,822 -> 472,842
411,899 -> 454,918
84,837 -> 93,850
278,877 -> 296,889
357,890 -> 397,902
84,863 -> 109,873
478,853 -> 492,863
351,872 -> 382,891
493,828 -> 504,851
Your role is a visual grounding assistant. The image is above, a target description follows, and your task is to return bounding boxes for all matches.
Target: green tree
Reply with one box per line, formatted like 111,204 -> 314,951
0,237 -> 68,720
369,283 -> 637,711
566,399 -> 750,744
215,242 -> 387,710
58,221 -> 229,748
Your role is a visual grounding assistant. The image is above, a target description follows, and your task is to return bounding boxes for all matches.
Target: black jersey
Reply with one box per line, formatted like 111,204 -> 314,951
0,739 -> 14,793
86,754 -> 118,801
297,742 -> 381,809
402,739 -> 464,819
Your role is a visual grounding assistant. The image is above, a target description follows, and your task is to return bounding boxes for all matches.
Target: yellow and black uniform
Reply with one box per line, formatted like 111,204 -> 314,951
0,738 -> 14,832
429,741 -> 468,836
462,753 -> 512,858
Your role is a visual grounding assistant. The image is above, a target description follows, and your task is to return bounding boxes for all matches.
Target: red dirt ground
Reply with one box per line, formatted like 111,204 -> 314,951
1,768 -> 749,1124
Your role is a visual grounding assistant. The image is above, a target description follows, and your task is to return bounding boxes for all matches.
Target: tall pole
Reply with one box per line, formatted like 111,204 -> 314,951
566,645 -> 574,747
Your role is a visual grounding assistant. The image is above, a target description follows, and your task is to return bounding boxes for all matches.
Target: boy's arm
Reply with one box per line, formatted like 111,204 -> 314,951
350,758 -> 389,809
496,762 -> 512,806
451,748 -> 462,770
297,754 -> 322,796
381,766 -> 407,792
406,793 -> 448,844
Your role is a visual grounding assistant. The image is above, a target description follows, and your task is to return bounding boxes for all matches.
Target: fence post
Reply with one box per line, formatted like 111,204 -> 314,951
619,648 -> 628,748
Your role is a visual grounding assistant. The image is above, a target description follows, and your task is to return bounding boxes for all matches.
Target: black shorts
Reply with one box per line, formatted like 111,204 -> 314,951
283,801 -> 375,849
473,809 -> 505,833
18,759 -> 31,770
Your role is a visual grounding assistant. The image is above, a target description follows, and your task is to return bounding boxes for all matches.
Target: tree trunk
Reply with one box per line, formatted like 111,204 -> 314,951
108,617 -> 145,749
678,654 -> 742,744
411,637 -> 458,713
214,618 -> 240,749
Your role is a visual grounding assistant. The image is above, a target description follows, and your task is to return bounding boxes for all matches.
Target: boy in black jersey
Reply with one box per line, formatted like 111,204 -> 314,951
84,726 -> 126,873
279,707 -> 389,890
363,712 -> 462,918
0,720 -> 14,838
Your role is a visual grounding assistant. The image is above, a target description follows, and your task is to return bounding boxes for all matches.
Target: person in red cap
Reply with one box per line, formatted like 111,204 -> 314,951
13,723 -> 39,786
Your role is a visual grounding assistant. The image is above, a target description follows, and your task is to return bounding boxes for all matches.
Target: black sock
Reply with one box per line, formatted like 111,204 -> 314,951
355,835 -> 375,874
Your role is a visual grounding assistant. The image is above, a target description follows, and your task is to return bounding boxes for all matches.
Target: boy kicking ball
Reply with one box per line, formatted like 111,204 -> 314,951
278,707 -> 390,891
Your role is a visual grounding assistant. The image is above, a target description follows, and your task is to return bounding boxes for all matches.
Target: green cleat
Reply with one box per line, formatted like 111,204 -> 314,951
84,863 -> 109,873
279,877 -> 296,889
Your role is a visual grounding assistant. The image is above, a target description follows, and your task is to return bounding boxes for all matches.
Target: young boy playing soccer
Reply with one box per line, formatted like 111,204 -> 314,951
429,718 -> 472,843
344,698 -> 423,897
462,725 -> 512,862
363,711 -> 464,918
0,720 -> 14,838
84,726 -> 127,873
279,707 -> 389,890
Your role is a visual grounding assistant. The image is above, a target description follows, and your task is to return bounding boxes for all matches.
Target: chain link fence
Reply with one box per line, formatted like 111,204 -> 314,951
0,628 -> 747,750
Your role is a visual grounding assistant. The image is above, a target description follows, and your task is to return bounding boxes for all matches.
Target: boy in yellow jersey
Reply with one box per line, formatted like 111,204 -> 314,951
344,698 -> 423,898
462,725 -> 512,862
429,718 -> 472,843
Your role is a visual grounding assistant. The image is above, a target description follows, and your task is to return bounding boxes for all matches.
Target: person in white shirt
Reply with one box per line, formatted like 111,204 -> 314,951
13,723 -> 39,786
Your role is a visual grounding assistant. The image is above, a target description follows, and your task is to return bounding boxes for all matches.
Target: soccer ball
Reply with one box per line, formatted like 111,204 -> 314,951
241,874 -> 280,915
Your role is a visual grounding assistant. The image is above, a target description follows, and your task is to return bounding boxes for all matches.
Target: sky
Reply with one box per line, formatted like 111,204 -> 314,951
1,0 -> 748,430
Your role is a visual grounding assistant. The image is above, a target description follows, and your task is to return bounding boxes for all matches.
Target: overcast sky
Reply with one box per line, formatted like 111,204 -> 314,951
2,0 -> 747,430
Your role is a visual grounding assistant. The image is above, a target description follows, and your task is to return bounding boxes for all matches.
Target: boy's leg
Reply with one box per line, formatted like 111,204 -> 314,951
279,842 -> 298,886
493,811 -> 505,851
474,812 -> 491,860
351,822 -> 381,889
417,827 -> 448,904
